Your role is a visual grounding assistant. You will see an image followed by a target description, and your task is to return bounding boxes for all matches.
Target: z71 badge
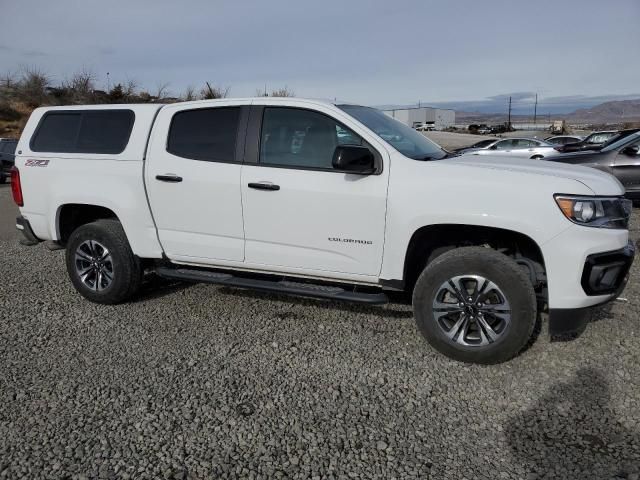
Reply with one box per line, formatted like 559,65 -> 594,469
25,159 -> 50,167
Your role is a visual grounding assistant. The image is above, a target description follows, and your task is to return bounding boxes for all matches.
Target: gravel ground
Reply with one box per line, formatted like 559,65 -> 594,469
0,184 -> 639,479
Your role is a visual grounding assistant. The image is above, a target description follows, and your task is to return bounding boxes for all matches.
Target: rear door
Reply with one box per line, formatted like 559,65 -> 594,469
240,103 -> 389,277
145,101 -> 249,264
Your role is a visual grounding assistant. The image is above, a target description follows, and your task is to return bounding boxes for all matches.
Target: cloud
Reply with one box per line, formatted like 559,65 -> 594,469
96,46 -> 116,56
23,50 -> 48,57
0,0 -> 638,105
487,92 -> 537,102
378,93 -> 640,115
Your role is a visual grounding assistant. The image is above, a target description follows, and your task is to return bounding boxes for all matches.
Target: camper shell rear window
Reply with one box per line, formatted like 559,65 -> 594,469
30,109 -> 135,154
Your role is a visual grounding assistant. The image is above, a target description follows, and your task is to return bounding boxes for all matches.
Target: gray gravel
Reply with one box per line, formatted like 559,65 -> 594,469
0,184 -> 639,479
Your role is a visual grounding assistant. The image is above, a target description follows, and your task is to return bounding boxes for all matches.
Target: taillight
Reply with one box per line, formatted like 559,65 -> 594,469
10,166 -> 23,206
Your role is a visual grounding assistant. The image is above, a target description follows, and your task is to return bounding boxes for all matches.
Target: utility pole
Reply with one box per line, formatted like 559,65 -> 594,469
507,96 -> 512,130
106,72 -> 110,91
533,93 -> 538,125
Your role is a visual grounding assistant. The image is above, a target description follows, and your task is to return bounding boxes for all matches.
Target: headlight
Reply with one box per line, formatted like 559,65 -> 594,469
554,195 -> 632,229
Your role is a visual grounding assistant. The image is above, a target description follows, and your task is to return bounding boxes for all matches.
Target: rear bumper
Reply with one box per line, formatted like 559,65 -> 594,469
548,240 -> 635,336
16,216 -> 41,245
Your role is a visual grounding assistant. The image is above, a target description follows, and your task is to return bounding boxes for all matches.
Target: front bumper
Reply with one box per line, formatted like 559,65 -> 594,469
548,240 -> 635,336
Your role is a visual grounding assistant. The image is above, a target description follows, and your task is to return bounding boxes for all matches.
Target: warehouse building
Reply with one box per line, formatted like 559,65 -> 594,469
383,106 -> 455,130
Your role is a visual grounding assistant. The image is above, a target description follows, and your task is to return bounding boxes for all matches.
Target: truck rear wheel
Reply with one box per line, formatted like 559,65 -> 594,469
412,246 -> 536,364
65,219 -> 142,304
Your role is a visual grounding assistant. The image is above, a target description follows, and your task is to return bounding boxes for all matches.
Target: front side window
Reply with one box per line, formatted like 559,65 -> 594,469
31,110 -> 134,154
167,107 -> 240,162
260,107 -> 363,169
494,140 -> 514,150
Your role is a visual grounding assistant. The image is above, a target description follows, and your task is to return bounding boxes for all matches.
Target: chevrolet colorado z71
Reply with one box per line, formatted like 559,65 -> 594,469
11,98 -> 635,363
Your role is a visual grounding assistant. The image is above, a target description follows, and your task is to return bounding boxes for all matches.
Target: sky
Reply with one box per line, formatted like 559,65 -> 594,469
0,0 -> 639,114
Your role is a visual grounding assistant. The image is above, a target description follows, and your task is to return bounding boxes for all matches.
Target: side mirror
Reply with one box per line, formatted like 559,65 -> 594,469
332,145 -> 376,174
621,145 -> 639,156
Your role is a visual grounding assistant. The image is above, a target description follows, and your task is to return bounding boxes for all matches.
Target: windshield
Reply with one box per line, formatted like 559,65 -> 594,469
601,131 -> 640,152
585,132 -> 616,144
338,105 -> 447,160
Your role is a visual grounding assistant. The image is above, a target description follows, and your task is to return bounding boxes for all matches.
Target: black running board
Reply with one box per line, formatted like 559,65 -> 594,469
155,267 -> 388,305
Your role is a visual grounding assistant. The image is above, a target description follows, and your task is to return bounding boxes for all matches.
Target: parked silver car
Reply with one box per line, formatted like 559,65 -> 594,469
545,135 -> 584,145
457,138 -> 557,159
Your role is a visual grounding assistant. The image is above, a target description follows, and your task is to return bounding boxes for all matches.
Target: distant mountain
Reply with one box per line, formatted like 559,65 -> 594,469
565,99 -> 640,123
454,99 -> 640,125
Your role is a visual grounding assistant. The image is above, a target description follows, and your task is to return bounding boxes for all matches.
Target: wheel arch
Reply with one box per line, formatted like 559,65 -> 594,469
56,203 -> 121,245
401,224 -> 547,295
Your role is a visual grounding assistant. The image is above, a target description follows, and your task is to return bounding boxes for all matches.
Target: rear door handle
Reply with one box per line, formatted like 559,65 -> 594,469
156,174 -> 183,183
248,182 -> 280,191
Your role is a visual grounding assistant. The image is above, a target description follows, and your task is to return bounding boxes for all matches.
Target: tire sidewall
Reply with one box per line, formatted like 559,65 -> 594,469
413,250 -> 536,364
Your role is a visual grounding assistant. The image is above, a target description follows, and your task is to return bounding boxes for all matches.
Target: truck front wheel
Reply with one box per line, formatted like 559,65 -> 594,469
65,219 -> 142,304
412,246 -> 537,364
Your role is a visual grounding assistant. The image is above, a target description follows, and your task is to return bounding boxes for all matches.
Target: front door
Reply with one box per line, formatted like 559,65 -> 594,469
145,102 -> 249,264
613,138 -> 640,195
241,105 -> 388,277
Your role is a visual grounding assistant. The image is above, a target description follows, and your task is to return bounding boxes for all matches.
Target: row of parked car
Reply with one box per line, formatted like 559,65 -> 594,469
452,129 -> 640,200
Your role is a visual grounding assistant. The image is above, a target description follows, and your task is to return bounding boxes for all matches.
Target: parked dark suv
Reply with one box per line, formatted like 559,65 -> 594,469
0,138 -> 18,183
547,131 -> 640,200
554,130 -> 628,153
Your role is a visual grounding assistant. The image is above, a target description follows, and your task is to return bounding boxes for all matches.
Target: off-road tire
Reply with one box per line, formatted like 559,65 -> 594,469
413,246 -> 537,364
65,219 -> 142,304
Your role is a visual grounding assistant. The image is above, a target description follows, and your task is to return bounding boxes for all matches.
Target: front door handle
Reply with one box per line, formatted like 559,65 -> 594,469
156,174 -> 183,183
248,182 -> 280,191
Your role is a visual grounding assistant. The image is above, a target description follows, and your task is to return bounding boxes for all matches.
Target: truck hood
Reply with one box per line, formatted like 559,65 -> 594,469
445,155 -> 624,196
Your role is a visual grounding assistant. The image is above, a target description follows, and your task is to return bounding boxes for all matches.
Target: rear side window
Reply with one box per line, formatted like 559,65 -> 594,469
31,110 -> 134,154
167,107 -> 240,162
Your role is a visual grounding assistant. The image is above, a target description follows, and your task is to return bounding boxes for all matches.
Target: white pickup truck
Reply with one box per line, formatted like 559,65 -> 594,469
11,98 -> 635,364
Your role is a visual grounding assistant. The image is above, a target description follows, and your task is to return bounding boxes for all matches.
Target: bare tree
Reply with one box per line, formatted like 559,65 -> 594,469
270,86 -> 295,97
64,69 -> 96,103
182,85 -> 197,101
154,82 -> 170,100
255,86 -> 295,97
0,72 -> 17,95
200,82 -> 229,99
16,67 -> 50,107
123,79 -> 138,100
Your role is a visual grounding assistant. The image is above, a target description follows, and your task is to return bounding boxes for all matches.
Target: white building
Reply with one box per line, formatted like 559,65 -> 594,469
383,106 -> 455,130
